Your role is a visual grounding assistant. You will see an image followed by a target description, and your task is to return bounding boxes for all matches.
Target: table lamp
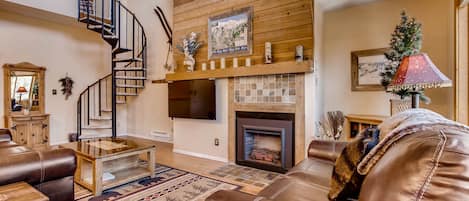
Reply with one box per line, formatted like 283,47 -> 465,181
388,53 -> 452,108
16,86 -> 28,104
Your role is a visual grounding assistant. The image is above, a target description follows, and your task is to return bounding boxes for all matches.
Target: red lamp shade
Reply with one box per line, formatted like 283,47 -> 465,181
389,53 -> 452,91
16,86 -> 28,93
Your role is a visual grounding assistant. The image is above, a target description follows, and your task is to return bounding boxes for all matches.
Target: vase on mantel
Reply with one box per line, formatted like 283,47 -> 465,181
390,98 -> 412,116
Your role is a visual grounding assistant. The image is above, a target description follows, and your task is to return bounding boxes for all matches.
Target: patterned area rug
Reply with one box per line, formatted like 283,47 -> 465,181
208,164 -> 283,189
75,164 -> 239,201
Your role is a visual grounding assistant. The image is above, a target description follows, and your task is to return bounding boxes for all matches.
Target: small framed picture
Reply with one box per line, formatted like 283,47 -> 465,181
351,48 -> 389,91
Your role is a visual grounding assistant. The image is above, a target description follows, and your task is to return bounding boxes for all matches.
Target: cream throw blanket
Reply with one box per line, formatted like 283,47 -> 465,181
357,108 -> 469,175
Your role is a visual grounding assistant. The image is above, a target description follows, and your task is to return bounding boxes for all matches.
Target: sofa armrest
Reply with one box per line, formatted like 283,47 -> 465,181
0,129 -> 12,142
206,190 -> 273,201
0,148 -> 76,186
307,140 -> 347,162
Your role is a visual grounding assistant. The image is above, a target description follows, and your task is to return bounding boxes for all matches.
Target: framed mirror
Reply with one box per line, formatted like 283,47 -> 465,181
3,62 -> 46,116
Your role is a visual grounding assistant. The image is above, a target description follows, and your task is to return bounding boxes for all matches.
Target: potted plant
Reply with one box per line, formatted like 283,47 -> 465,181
176,32 -> 203,72
380,11 -> 430,115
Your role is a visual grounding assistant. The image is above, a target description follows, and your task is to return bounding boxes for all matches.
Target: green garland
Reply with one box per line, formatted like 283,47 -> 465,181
380,11 -> 429,103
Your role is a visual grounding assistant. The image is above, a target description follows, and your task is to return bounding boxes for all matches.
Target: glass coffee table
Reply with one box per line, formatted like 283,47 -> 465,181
60,138 -> 156,196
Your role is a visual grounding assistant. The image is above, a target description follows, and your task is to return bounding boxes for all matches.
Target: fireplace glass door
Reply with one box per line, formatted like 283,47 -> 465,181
244,126 -> 284,167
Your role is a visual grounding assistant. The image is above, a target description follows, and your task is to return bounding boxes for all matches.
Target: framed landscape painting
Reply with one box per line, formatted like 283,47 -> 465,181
208,7 -> 253,59
351,48 -> 389,91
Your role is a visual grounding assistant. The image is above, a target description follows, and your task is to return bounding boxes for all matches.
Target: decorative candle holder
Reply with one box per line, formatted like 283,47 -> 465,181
210,60 -> 216,70
202,63 -> 207,71
220,58 -> 226,69
233,58 -> 238,68
265,42 -> 272,64
295,45 -> 304,63
245,58 -> 251,67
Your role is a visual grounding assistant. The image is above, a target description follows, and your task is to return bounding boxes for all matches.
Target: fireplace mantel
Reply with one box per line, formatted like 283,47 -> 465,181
164,61 -> 312,81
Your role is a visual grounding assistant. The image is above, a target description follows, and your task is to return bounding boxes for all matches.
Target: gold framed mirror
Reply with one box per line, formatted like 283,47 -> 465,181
3,62 -> 46,117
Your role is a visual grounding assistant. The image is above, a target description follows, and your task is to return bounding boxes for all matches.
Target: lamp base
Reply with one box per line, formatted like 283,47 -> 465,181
411,92 -> 420,108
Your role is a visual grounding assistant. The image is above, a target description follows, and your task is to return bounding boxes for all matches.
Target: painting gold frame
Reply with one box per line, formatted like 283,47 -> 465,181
351,48 -> 389,91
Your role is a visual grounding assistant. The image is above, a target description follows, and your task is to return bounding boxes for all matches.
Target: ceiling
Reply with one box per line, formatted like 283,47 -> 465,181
316,0 -> 381,11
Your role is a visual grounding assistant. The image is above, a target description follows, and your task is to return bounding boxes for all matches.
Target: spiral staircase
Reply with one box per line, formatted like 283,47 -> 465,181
77,0 -> 147,139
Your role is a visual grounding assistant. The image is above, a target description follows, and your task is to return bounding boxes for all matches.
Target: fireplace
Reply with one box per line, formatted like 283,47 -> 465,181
236,112 -> 294,173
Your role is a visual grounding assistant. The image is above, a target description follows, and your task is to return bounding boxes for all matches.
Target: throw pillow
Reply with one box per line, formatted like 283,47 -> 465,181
328,128 -> 380,201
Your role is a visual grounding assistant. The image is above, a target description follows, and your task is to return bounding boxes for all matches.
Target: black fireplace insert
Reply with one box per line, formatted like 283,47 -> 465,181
236,112 -> 294,173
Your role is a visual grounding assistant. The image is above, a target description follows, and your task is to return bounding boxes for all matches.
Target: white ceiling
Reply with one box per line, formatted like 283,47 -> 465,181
316,0 -> 380,11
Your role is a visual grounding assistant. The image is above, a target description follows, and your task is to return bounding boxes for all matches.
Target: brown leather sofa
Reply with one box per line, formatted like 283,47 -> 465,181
207,126 -> 469,201
0,129 -> 76,201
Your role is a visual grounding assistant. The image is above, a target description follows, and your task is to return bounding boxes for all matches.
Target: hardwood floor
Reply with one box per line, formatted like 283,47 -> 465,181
120,136 -> 267,195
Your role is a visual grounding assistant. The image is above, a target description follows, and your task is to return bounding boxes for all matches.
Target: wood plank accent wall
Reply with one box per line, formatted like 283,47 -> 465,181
173,0 -> 314,73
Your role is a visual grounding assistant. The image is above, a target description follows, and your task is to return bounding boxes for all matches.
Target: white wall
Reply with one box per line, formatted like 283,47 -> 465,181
322,0 -> 454,118
172,79 -> 229,162
304,1 -> 325,148
5,0 -> 77,18
0,10 -> 110,144
123,0 -> 173,142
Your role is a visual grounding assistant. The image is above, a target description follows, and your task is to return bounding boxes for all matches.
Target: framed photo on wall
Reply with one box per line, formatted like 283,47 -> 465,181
351,48 -> 389,91
208,7 -> 253,59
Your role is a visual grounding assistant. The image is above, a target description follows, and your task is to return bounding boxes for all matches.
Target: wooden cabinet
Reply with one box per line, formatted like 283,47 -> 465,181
3,62 -> 48,148
8,114 -> 49,148
345,114 -> 388,140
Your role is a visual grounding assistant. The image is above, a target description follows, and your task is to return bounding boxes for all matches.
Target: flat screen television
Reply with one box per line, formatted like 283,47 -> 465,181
168,80 -> 216,120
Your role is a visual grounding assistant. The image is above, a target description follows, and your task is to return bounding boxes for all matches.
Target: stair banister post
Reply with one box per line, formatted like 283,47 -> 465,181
87,86 -> 90,126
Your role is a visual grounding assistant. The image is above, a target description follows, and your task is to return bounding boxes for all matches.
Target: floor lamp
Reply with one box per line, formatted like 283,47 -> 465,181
388,53 -> 452,108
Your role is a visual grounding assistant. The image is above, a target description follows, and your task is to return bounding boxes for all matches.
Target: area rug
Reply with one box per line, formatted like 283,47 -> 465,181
75,164 -> 239,201
208,164 -> 283,189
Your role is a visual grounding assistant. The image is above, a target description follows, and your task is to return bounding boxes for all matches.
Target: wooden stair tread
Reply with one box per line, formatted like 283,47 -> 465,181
116,92 -> 138,96
79,134 -> 112,139
113,58 -> 143,63
82,126 -> 112,129
113,48 -> 132,54
114,67 -> 145,71
79,17 -> 113,28
101,109 -> 112,112
116,84 -> 144,88
90,117 -> 112,120
115,76 -> 146,80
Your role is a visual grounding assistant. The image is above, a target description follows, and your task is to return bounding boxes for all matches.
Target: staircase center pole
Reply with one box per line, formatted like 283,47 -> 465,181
112,56 -> 117,138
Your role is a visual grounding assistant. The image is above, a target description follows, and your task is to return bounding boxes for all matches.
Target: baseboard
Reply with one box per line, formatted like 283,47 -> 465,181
50,140 -> 69,146
173,148 -> 228,163
127,133 -> 173,143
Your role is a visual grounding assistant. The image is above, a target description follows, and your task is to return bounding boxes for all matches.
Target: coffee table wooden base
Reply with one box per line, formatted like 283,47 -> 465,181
74,148 -> 156,196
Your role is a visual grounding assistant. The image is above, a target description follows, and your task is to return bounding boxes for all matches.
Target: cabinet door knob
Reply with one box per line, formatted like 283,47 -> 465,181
32,133 -> 35,137
11,125 -> 16,130
42,124 -> 48,129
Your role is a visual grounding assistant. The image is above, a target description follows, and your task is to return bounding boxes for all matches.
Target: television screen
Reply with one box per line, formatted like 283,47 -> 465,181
168,80 -> 216,120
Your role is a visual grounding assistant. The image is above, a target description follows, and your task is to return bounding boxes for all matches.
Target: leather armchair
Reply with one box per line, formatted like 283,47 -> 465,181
0,129 -> 76,201
0,129 -> 12,142
207,126 -> 469,201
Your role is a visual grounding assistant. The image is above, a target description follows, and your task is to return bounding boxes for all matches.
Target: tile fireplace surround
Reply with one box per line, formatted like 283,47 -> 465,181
229,73 -> 306,167
234,74 -> 296,104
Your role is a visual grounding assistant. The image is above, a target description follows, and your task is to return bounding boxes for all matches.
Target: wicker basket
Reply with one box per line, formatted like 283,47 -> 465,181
390,99 -> 412,116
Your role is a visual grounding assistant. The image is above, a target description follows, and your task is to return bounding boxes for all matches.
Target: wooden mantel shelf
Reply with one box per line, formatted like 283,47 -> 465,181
163,61 -> 313,81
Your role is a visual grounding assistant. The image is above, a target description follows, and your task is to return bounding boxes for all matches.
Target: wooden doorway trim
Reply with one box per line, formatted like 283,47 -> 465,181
455,1 -> 469,124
